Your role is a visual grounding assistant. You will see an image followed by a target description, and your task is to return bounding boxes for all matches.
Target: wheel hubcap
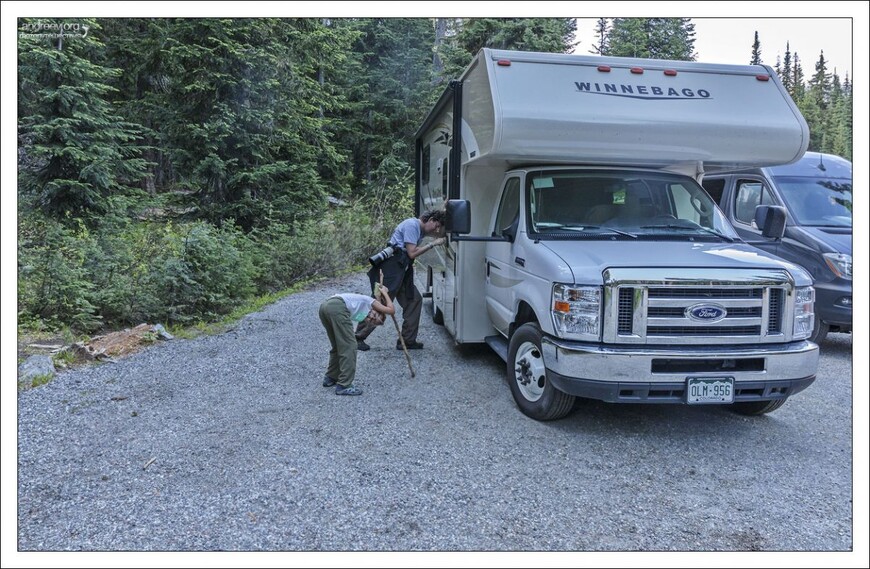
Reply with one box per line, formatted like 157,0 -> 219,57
514,341 -> 546,402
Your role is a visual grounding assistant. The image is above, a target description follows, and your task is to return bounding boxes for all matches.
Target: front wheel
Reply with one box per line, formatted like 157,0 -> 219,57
810,319 -> 829,344
507,323 -> 575,421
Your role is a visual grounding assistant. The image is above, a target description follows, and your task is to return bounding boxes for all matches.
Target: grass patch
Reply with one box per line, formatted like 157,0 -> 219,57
19,372 -> 55,391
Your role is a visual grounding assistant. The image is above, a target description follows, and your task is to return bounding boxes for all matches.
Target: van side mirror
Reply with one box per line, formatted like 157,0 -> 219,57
755,205 -> 787,239
446,199 -> 471,235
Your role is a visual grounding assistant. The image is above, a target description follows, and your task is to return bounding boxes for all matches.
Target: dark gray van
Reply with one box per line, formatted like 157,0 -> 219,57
702,152 -> 852,344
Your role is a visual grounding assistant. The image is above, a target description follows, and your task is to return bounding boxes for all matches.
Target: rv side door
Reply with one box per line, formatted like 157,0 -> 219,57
485,176 -> 521,336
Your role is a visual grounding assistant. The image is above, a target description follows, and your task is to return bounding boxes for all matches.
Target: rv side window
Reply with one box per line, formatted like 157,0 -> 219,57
494,178 -> 521,235
421,145 -> 431,184
734,179 -> 776,225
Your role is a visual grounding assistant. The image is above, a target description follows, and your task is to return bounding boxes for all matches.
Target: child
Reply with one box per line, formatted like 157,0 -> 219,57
318,284 -> 394,395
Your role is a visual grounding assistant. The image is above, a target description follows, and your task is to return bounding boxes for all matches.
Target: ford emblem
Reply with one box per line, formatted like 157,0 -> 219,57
686,303 -> 727,322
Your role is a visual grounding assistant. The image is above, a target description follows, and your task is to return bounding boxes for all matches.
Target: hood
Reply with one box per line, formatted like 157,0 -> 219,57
538,239 -> 812,284
793,226 -> 853,255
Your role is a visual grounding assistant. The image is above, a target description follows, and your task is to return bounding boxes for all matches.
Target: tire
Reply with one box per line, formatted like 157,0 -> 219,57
432,300 -> 444,325
810,319 -> 829,344
730,398 -> 788,416
507,323 -> 575,421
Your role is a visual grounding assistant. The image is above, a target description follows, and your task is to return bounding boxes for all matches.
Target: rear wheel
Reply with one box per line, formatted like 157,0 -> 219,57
507,323 -> 575,421
730,398 -> 788,415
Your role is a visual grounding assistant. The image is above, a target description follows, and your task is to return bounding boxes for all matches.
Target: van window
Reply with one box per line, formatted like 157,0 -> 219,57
774,176 -> 852,227
701,177 -> 726,206
734,179 -> 776,225
494,178 -> 521,236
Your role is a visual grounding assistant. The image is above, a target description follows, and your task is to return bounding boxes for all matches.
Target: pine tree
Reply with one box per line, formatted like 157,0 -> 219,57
590,18 -> 609,55
829,73 -> 852,159
781,43 -> 793,94
808,51 -> 832,110
153,18 -> 353,230
334,18 -> 436,192
750,31 -> 762,64
791,53 -> 806,101
605,18 -> 696,60
439,17 -> 576,78
18,18 -> 150,220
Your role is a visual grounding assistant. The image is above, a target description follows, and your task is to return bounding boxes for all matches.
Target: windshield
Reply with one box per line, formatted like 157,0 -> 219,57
774,176 -> 852,228
527,170 -> 738,241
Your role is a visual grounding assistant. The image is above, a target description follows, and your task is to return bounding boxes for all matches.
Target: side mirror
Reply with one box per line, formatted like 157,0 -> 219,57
446,199 -> 471,235
755,205 -> 787,239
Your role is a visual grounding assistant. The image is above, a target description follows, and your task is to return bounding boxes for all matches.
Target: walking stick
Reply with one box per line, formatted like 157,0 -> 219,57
380,269 -> 415,378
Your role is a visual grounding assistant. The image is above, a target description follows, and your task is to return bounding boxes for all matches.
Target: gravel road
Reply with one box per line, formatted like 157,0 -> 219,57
14,271 -> 856,554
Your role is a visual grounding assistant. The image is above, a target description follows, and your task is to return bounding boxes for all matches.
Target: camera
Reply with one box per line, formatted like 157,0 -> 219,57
369,244 -> 397,266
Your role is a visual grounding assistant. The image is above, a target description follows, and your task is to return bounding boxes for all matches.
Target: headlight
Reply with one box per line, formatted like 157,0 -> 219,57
552,284 -> 601,340
793,286 -> 815,340
823,253 -> 852,279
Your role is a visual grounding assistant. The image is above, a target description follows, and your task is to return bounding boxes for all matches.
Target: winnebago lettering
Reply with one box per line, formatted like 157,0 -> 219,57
574,82 -> 712,99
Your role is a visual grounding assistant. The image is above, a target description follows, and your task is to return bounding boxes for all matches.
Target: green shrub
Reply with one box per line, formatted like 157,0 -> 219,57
18,190 -> 412,332
18,215 -> 102,331
151,221 -> 257,324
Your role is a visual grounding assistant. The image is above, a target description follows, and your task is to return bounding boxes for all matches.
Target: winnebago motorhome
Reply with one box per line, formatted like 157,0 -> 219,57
415,48 -> 819,421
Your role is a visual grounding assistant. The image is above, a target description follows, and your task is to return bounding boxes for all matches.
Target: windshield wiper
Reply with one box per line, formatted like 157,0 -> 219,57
560,224 -> 638,239
640,223 -> 735,242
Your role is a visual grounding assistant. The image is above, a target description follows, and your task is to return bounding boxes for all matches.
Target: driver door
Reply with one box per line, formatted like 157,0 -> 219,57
730,177 -> 780,253
485,176 -> 521,336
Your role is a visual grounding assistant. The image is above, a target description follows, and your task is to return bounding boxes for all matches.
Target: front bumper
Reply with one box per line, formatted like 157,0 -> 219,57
814,280 -> 852,330
542,337 -> 818,404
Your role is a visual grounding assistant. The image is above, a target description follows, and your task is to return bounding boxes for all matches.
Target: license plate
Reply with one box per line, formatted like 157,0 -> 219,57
686,377 -> 734,404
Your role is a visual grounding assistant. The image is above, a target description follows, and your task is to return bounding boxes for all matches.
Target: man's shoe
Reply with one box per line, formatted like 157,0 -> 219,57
397,340 -> 424,350
335,385 -> 363,396
357,340 -> 370,351
322,375 -> 337,387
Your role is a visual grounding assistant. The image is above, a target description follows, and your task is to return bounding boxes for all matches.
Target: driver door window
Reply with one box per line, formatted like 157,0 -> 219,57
734,179 -> 776,225
494,178 -> 520,236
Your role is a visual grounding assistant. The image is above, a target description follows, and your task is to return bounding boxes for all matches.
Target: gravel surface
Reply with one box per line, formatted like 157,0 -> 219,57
14,272 -> 857,554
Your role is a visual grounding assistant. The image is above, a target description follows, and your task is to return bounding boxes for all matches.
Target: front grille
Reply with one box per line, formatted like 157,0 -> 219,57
618,288 -> 634,334
603,268 -> 794,345
648,287 -> 762,299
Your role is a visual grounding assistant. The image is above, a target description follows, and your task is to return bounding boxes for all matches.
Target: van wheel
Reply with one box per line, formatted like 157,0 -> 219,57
432,300 -> 444,325
810,319 -> 829,344
507,323 -> 575,421
730,398 -> 788,415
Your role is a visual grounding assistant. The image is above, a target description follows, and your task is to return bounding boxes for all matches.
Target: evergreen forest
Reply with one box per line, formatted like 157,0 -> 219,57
16,17 -> 853,335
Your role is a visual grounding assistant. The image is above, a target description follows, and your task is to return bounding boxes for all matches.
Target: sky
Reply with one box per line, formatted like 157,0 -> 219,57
2,3 -> 868,567
575,17 -> 854,79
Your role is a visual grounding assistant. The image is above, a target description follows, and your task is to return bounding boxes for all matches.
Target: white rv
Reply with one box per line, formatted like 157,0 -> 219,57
416,48 -> 819,421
